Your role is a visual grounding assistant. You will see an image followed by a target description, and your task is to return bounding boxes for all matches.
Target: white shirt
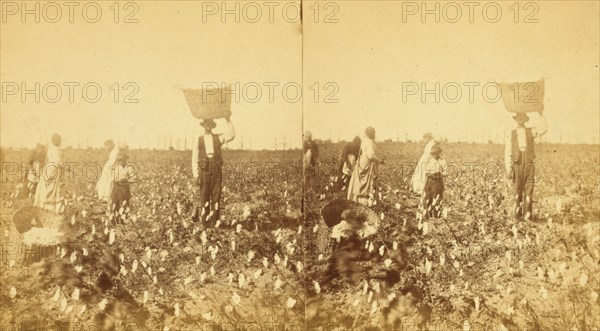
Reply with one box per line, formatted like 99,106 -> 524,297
192,120 -> 235,178
46,143 -> 61,164
357,137 -> 378,169
516,128 -> 527,151
504,113 -> 548,172
111,163 -> 135,182
203,134 -> 215,157
425,157 -> 447,176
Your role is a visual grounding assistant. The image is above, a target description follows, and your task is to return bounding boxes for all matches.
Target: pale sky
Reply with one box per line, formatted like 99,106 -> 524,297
304,1 -> 599,144
1,1 -> 598,149
1,1 -> 302,149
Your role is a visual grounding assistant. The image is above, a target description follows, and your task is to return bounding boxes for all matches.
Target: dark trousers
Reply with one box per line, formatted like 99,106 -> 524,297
198,160 -> 222,223
110,181 -> 131,215
511,161 -> 535,219
423,173 -> 444,218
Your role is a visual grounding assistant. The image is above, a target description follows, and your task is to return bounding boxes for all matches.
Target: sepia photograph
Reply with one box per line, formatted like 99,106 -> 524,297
1,2 -> 304,330
302,1 -> 599,330
1,0 -> 599,330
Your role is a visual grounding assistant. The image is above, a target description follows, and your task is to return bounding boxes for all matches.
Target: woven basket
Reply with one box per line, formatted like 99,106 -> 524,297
12,206 -> 63,234
12,206 -> 63,264
182,87 -> 232,120
316,199 -> 381,256
498,79 -> 545,113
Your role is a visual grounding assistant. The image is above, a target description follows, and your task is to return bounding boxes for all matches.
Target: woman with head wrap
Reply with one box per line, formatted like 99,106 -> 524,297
347,127 -> 384,206
34,134 -> 65,213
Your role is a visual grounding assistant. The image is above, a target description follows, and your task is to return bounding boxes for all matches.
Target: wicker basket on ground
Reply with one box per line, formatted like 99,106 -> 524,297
316,199 -> 381,257
13,206 -> 63,234
12,206 -> 64,264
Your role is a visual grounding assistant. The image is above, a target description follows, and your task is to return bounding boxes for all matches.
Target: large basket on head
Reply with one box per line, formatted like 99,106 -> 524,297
316,199 -> 381,257
497,79 -> 545,113
181,86 -> 232,120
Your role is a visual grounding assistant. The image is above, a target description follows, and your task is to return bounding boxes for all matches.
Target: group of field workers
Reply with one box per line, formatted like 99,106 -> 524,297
305,110 -> 547,221
26,134 -> 134,218
27,108 -> 546,224
26,116 -> 236,225
303,127 -> 448,218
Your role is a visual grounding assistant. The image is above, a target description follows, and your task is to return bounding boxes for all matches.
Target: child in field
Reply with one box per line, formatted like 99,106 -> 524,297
422,145 -> 447,218
26,144 -> 46,198
336,136 -> 361,193
110,152 -> 136,219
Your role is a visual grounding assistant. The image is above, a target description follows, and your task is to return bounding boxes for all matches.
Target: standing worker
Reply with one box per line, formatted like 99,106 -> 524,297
348,127 -> 384,206
192,116 -> 235,224
336,136 -> 361,192
504,111 -> 547,220
26,143 -> 46,198
411,133 -> 439,196
422,144 -> 447,218
109,151 -> 136,220
303,131 -> 320,194
34,134 -> 64,213
97,139 -> 119,202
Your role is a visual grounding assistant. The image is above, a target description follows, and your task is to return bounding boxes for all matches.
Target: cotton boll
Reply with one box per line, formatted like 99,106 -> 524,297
286,297 -> 296,308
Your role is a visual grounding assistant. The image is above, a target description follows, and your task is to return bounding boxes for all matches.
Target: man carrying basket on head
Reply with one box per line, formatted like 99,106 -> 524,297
191,116 -> 235,223
499,79 -> 548,221
504,111 -> 547,221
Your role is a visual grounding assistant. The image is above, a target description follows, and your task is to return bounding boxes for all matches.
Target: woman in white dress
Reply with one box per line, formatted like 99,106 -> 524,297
96,140 -> 119,201
34,134 -> 64,213
411,134 -> 438,195
347,127 -> 384,205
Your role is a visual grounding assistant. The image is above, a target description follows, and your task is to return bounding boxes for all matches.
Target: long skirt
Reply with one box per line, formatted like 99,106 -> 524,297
411,155 -> 429,195
34,164 -> 63,213
97,162 -> 114,201
347,160 -> 378,205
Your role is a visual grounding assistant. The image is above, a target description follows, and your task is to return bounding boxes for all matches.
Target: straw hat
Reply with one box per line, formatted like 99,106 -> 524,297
200,119 -> 217,130
513,112 -> 530,122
